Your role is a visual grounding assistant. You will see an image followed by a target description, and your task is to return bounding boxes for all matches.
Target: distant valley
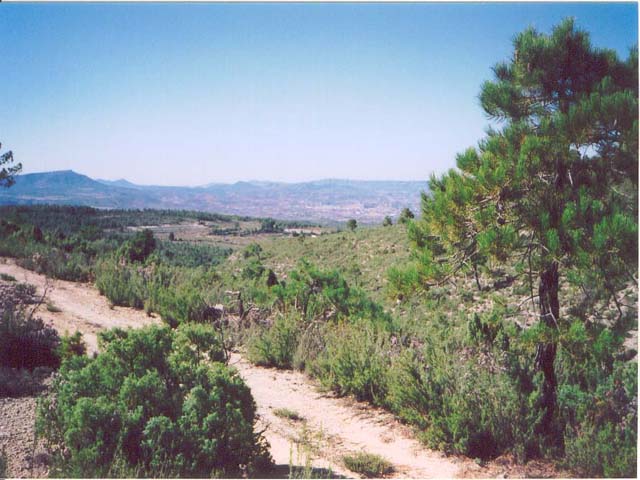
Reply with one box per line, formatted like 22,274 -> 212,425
0,170 -> 426,223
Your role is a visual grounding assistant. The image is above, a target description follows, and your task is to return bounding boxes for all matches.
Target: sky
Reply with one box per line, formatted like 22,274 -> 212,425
0,2 -> 637,186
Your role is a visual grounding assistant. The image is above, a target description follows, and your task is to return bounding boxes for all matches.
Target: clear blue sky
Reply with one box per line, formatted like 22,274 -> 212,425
1,2 -> 637,185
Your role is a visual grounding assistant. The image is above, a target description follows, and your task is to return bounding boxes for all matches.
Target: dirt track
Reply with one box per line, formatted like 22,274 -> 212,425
230,353 -> 466,478
0,258 -> 157,353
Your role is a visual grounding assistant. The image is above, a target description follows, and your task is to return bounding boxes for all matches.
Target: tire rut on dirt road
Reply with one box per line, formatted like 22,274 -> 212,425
229,353 -> 465,478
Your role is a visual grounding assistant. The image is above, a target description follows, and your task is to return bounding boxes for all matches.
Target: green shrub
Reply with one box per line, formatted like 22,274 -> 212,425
56,331 -> 87,363
312,320 -> 389,405
385,349 -> 437,432
0,273 -> 16,282
46,302 -> 62,313
292,320 -> 328,372
342,452 -> 392,477
146,266 -> 222,326
386,264 -> 420,300
558,361 -> 637,477
0,303 -> 60,370
169,322 -> 227,369
120,229 -> 156,263
398,207 -> 414,224
272,260 -> 390,326
242,257 -> 265,280
247,313 -> 300,369
273,408 -> 303,421
563,420 -> 636,478
155,241 -> 231,268
243,242 -> 263,259
37,324 -> 272,477
18,248 -> 93,282
94,260 -> 146,309
386,342 -> 540,461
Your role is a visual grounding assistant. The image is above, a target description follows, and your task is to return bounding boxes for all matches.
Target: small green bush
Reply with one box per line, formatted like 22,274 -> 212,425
243,242 -> 263,259
37,324 -> 272,477
273,408 -> 303,421
247,313 -> 299,369
342,452 -> 392,477
386,343 -> 540,461
120,229 -> 156,263
312,320 -> 389,405
0,303 -> 60,370
56,331 -> 87,363
94,260 -> 146,309
558,361 -> 637,477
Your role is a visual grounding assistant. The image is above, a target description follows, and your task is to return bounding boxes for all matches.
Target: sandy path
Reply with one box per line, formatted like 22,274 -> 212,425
230,353 -> 465,478
0,258 -> 158,353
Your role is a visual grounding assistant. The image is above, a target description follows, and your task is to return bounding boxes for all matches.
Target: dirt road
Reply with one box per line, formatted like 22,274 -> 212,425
0,258 -> 157,353
230,353 -> 467,478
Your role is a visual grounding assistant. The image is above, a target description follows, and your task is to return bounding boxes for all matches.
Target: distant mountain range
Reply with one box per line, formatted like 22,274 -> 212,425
0,170 -> 427,223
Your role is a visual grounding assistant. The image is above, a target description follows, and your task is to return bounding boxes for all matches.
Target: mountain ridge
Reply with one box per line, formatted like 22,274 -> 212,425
0,170 -> 426,223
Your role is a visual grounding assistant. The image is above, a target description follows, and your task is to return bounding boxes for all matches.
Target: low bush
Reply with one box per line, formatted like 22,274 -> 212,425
342,452 -> 393,477
247,313 -> 300,369
46,302 -> 62,313
312,320 -> 390,405
273,408 -> 303,421
18,248 -> 93,282
0,303 -> 60,370
155,241 -> 231,268
37,324 -> 272,478
95,260 -> 147,309
119,229 -> 156,263
56,331 -> 87,363
145,267 -> 221,326
558,361 -> 637,477
272,260 -> 390,327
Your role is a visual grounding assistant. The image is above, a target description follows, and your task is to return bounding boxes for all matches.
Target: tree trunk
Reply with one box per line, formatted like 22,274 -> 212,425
535,261 -> 559,436
473,263 -> 482,291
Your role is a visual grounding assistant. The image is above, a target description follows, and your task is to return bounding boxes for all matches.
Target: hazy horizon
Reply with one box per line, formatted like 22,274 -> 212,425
19,168 -> 430,188
2,2 -> 637,186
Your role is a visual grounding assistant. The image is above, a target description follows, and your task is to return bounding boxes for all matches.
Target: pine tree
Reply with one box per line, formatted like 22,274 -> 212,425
0,142 -> 21,188
398,207 -> 415,224
409,19 -> 637,435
